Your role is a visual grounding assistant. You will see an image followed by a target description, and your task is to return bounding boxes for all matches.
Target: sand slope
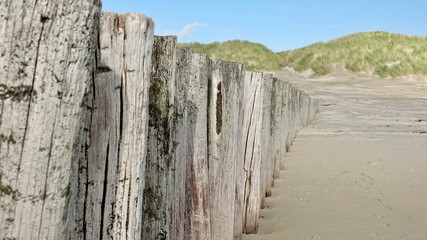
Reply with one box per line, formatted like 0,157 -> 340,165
243,69 -> 427,240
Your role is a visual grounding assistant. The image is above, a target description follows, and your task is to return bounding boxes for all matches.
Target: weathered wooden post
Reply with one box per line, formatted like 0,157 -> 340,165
0,4 -> 320,238
142,35 -> 178,239
0,1 -> 100,239
179,51 -> 212,240
208,60 -> 244,239
238,71 -> 265,235
69,12 -> 154,239
259,74 -> 273,209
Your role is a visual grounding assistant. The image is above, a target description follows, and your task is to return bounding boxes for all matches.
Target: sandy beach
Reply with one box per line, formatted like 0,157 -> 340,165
243,69 -> 427,240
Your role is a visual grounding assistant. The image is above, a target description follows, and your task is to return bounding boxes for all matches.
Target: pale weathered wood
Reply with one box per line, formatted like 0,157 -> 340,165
79,12 -> 124,240
174,47 -> 193,240
271,78 -> 287,180
273,79 -> 287,178
259,74 -> 273,209
69,12 -> 154,239
285,84 -> 298,151
208,60 -> 244,240
0,1 -> 100,239
179,51 -> 212,240
287,84 -> 297,151
239,71 -> 264,235
277,81 -> 291,170
269,78 -> 281,187
1,6 -> 320,239
143,35 -> 177,240
188,53 -> 212,240
101,13 -> 154,240
143,41 -> 214,240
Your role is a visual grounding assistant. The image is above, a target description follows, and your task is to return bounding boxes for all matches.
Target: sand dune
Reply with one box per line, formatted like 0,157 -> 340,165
243,69 -> 427,240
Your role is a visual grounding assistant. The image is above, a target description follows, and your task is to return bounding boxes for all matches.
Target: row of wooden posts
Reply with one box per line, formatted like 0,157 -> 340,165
0,6 -> 318,240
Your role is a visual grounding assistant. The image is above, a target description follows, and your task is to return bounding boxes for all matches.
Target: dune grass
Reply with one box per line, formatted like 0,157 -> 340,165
179,32 -> 427,78
279,31 -> 427,77
178,40 -> 281,71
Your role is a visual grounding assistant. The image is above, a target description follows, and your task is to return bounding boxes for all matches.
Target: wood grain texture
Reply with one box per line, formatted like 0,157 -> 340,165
239,72 -> 264,235
0,1 -> 100,239
1,7 -> 319,238
143,35 -> 177,240
208,60 -> 244,240
174,47 -> 192,240
180,51 -> 211,240
70,12 -> 154,239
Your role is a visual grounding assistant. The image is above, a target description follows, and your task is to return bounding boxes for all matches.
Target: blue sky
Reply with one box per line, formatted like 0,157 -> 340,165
102,1 -> 427,52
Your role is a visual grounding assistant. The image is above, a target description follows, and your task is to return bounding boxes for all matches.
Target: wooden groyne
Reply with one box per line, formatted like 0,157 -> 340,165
0,7 -> 318,239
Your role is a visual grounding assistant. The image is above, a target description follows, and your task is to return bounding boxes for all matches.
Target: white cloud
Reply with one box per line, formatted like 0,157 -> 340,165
163,22 -> 207,38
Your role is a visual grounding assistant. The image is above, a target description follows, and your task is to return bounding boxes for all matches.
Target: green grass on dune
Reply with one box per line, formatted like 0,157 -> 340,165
178,40 -> 282,71
279,31 -> 427,77
179,32 -> 427,78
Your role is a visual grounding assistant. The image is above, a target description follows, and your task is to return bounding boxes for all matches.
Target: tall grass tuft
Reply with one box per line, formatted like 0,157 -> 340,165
178,40 -> 282,71
179,32 -> 427,78
279,31 -> 427,77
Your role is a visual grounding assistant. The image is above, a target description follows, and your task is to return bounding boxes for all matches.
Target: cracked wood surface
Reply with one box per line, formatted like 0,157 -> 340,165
237,72 -> 264,235
0,0 -> 100,239
76,12 -> 154,239
0,6 -> 319,238
208,60 -> 244,240
143,36 -> 177,240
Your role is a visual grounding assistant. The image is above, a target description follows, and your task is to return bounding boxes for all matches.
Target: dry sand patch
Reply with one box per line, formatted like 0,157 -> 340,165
243,69 -> 427,240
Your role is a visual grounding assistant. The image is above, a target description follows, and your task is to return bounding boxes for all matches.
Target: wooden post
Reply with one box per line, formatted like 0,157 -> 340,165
208,60 -> 244,240
142,35 -> 177,239
239,71 -> 264,234
0,6 -> 320,238
75,12 -> 154,239
180,51 -> 212,240
0,1 -> 100,239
